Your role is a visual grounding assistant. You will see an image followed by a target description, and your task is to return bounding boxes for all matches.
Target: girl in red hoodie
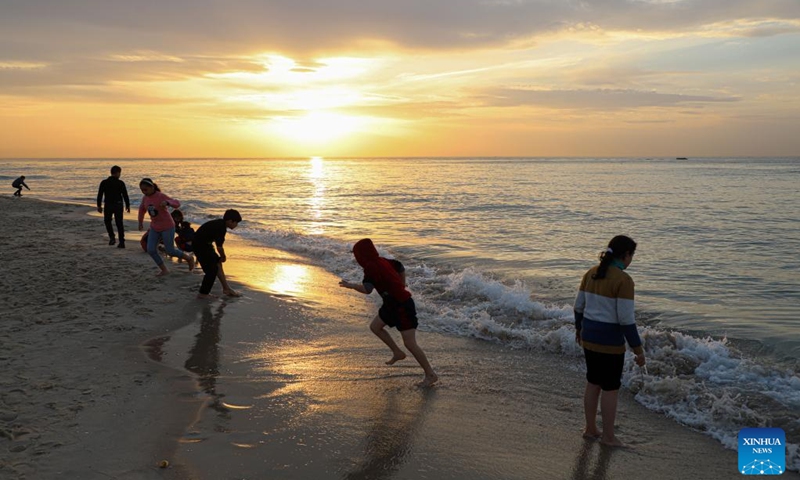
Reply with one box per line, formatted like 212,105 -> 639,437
339,238 -> 438,387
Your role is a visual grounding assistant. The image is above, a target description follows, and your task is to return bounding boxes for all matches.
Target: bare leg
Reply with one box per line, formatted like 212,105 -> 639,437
583,382 -> 602,438
184,253 -> 195,271
369,316 -> 406,364
400,329 -> 438,387
155,263 -> 169,277
600,390 -> 624,447
217,263 -> 241,297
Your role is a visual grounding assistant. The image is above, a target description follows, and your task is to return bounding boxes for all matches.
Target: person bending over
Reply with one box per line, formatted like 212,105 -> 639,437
137,178 -> 195,276
193,209 -> 242,299
12,176 -> 30,197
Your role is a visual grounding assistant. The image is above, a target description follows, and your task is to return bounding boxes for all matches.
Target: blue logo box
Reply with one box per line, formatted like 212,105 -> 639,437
739,428 -> 785,475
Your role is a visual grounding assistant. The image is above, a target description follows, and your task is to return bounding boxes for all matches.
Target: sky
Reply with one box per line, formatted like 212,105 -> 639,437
1,0 -> 799,158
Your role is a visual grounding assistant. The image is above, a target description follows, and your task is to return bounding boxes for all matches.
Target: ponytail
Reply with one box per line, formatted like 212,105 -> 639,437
592,235 -> 637,279
139,178 -> 161,193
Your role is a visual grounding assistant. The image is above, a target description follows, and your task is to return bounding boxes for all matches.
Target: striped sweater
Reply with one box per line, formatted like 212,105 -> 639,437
574,264 -> 643,355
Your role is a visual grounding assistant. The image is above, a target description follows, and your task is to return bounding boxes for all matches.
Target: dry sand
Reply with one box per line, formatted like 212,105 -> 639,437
2,196 -> 796,479
0,196 -> 214,479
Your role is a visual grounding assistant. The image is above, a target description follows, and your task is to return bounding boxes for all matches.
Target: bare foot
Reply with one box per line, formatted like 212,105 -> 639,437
600,436 -> 626,448
196,293 -> 218,300
582,428 -> 601,439
155,270 -> 170,277
187,256 -> 195,272
223,289 -> 241,298
385,352 -> 407,365
416,373 -> 439,388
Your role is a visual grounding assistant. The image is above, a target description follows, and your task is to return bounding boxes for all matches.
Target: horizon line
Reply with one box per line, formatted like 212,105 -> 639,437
3,155 -> 799,160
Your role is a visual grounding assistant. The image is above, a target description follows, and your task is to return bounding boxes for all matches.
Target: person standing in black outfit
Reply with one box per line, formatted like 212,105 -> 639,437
194,209 -> 243,299
96,165 -> 130,248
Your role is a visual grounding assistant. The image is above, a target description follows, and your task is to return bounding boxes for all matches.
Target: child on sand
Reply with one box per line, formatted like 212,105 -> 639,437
193,209 -> 242,299
139,229 -> 164,253
574,235 -> 645,447
171,209 -> 195,263
12,176 -> 30,196
137,178 -> 195,276
339,238 -> 438,387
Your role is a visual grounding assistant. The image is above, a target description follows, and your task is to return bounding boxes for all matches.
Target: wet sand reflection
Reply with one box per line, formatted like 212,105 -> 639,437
342,388 -> 437,480
571,438 -> 614,480
184,302 -> 228,416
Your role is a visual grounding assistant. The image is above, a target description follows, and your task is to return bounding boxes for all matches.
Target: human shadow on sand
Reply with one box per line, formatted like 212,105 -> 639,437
571,437 -> 615,480
184,302 -> 229,417
342,387 -> 437,480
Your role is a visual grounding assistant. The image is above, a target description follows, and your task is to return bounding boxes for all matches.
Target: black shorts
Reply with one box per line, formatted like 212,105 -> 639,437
584,349 -> 625,391
378,298 -> 419,332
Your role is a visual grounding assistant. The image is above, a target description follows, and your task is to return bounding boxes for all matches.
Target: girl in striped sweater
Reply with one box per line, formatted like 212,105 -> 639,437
574,235 -> 646,447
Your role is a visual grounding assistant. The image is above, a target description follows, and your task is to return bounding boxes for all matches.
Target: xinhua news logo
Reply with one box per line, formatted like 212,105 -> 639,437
739,428 -> 785,475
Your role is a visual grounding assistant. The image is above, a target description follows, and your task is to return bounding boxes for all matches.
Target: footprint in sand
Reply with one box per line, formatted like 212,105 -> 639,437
133,307 -> 154,317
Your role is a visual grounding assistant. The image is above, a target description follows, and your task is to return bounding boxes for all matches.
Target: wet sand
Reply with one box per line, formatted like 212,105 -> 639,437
1,196 -> 796,479
164,286 -> 761,479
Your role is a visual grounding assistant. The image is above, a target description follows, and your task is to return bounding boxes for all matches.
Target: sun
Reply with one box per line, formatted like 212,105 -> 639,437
272,112 -> 366,144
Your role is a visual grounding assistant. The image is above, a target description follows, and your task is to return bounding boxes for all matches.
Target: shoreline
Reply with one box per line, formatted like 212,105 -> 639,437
2,196 -> 796,479
0,196 -> 223,479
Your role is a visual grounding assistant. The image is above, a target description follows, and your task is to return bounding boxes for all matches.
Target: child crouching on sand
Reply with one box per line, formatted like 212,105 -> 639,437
574,235 -> 645,447
339,238 -> 438,387
171,209 -> 195,263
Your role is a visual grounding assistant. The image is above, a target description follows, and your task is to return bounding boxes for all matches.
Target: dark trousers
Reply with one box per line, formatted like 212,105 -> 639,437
13,187 -> 22,196
104,203 -> 125,241
195,245 -> 219,294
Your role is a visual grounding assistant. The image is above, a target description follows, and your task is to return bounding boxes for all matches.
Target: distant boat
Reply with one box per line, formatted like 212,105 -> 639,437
676,157 -> 688,160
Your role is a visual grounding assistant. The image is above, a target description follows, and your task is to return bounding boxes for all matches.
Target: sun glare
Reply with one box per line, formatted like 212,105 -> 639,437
268,264 -> 310,297
309,156 -> 324,177
272,112 -> 366,143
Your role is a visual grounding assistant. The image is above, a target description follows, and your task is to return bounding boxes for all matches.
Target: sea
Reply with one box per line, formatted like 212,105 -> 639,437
3,157 -> 799,466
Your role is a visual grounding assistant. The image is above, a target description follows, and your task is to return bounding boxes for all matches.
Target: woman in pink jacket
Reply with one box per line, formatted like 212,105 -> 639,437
137,178 -> 195,276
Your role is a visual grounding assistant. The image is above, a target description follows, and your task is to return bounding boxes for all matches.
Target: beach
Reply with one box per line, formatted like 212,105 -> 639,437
2,195 -> 793,479
3,0 -> 800,470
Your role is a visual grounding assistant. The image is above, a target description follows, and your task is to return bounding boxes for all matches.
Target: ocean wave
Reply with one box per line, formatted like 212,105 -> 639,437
1,174 -> 51,181
237,225 -> 800,471
630,329 -> 800,471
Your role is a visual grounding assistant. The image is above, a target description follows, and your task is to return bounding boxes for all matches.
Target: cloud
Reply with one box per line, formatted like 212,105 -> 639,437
0,85 -> 197,106
1,0 -> 798,61
0,54 -> 266,90
0,61 -> 48,70
0,0 -> 797,159
1,1 -> 797,96
704,19 -> 800,38
478,87 -> 739,110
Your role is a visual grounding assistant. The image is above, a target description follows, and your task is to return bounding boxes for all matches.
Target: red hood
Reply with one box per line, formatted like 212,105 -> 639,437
353,238 -> 379,268
351,238 -> 411,302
